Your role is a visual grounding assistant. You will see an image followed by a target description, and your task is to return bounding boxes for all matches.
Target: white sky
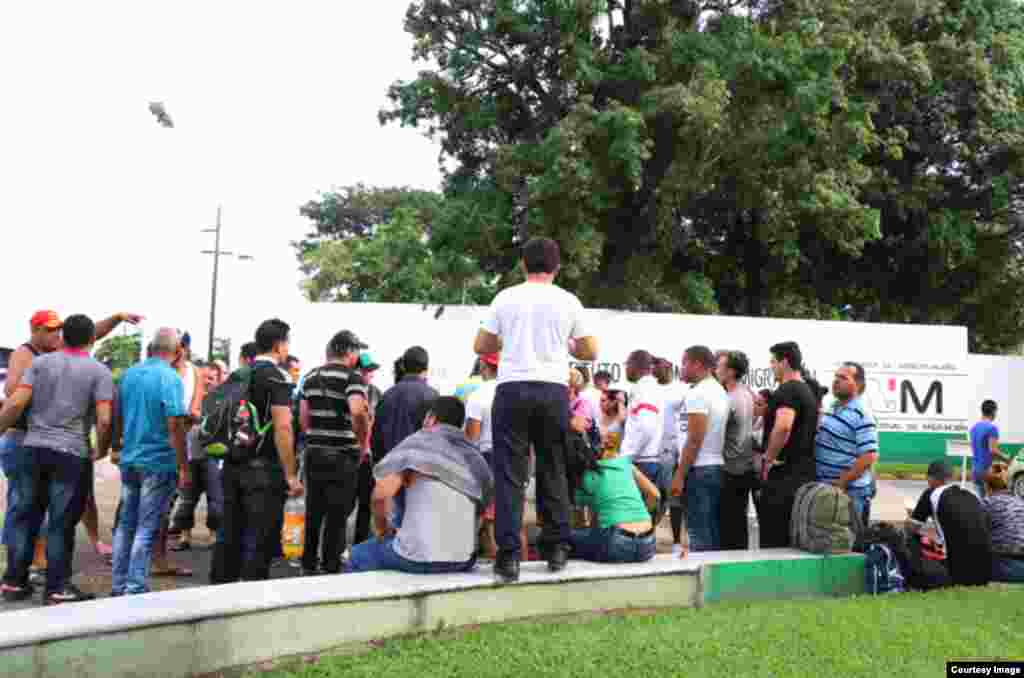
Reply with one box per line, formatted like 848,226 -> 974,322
0,2 -> 442,358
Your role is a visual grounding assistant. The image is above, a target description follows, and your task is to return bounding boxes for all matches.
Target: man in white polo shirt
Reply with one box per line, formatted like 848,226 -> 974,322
474,237 -> 599,582
671,345 -> 729,552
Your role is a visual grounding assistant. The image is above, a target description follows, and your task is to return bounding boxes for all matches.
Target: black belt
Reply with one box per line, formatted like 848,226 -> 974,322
613,526 -> 655,539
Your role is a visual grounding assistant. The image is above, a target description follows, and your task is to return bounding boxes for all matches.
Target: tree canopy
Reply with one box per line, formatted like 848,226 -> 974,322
298,0 -> 1024,352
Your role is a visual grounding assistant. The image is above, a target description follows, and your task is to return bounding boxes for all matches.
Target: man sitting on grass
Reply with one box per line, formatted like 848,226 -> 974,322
346,397 -> 493,575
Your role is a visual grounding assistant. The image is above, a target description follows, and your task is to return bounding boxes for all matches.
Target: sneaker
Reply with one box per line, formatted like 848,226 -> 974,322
672,544 -> 685,557
546,544 -> 570,573
28,571 -> 45,587
494,555 -> 520,583
45,585 -> 96,605
2,584 -> 35,603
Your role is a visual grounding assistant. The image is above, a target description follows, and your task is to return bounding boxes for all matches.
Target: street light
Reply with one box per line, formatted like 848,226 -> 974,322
201,206 -> 253,361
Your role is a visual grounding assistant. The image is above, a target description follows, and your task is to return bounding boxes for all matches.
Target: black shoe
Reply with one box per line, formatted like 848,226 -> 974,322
2,584 -> 35,602
45,584 -> 96,605
546,544 -> 570,573
494,555 -> 520,583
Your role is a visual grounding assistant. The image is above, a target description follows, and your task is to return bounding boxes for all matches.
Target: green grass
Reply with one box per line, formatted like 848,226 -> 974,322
257,587 -> 1024,678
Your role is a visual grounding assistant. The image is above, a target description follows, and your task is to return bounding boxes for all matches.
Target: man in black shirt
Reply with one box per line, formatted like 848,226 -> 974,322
911,460 -> 992,586
298,331 -> 370,574
213,318 -> 303,583
757,341 -> 819,548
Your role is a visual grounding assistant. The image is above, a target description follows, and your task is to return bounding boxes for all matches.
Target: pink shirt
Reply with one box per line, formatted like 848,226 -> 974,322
571,396 -> 595,421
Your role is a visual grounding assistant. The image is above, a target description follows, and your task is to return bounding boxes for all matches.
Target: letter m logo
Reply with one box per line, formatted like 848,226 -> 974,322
901,380 -> 943,415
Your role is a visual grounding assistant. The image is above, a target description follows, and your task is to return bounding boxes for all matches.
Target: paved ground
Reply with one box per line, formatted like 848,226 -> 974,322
0,461 -> 925,612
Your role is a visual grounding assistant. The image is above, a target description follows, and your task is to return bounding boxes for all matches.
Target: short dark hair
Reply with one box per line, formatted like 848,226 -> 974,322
62,314 -> 96,349
240,342 -> 259,361
684,345 -> 716,369
627,350 -> 654,373
652,358 -> 674,385
594,370 -> 613,385
927,460 -> 953,482
725,351 -> 750,380
255,319 -> 290,354
842,361 -> 866,388
428,396 -> 466,428
982,399 -> 998,417
770,341 -> 803,372
522,237 -> 560,274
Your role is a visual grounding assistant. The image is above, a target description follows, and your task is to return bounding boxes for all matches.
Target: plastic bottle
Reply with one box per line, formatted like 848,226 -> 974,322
281,495 -> 305,560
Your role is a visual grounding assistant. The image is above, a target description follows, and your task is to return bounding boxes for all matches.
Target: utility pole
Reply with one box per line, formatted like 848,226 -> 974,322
202,207 -> 252,362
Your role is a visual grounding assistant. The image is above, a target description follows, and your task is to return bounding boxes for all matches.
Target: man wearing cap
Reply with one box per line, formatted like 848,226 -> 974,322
1,310 -> 141,572
910,460 -> 993,587
0,314 -> 115,604
352,351 -> 381,546
297,330 -> 371,574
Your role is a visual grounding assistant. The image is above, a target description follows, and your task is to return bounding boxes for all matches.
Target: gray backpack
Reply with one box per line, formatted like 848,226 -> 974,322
790,482 -> 862,554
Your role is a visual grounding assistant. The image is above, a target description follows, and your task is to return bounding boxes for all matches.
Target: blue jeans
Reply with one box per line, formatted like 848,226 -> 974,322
0,432 -> 28,548
992,556 -> 1024,583
112,467 -> 177,595
569,526 -> 656,563
2,447 -> 87,594
686,465 -> 723,552
345,536 -> 477,574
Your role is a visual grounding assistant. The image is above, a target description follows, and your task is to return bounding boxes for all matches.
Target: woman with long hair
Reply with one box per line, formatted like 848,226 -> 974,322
564,436 -> 662,563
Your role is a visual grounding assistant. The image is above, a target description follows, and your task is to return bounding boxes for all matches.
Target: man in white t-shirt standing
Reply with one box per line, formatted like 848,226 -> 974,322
619,351 -> 666,514
670,345 -> 729,553
474,238 -> 598,582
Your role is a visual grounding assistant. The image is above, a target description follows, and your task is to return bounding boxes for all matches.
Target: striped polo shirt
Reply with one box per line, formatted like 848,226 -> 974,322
300,364 -> 367,454
814,396 -> 878,490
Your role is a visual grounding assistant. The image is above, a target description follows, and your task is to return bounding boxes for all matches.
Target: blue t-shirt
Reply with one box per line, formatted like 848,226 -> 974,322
118,357 -> 186,474
970,420 -> 999,480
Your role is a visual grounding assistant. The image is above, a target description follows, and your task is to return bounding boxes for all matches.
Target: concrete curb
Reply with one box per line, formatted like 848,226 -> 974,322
0,550 -> 864,678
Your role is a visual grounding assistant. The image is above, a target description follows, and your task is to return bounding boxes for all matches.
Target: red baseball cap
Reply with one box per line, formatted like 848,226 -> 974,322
30,310 -> 63,330
480,353 -> 500,367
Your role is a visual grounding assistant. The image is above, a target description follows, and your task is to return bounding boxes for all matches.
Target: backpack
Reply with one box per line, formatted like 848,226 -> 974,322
790,482 -> 862,554
196,367 -> 273,462
864,543 -> 906,594
903,534 -> 952,591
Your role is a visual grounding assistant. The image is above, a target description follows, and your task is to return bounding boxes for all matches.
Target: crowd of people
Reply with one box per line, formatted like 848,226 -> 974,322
1,237 -> 1022,606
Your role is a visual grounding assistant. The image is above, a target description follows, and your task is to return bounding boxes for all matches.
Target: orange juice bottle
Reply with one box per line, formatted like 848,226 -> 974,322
281,496 -> 305,560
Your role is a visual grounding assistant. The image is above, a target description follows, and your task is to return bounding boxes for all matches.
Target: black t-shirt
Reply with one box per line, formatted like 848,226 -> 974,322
301,364 -> 367,455
247,360 -> 293,471
765,380 -> 818,467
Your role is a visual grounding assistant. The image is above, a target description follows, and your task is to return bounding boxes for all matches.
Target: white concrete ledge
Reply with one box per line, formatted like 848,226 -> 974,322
0,550 -> 862,678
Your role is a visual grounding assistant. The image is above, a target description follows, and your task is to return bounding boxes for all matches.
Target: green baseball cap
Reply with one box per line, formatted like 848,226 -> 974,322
358,352 -> 380,370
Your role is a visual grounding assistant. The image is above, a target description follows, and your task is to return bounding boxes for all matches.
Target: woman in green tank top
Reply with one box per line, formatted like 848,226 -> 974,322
567,443 -> 661,563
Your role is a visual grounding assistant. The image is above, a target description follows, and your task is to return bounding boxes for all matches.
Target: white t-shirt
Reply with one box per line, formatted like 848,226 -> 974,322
683,377 -> 730,467
619,376 -> 665,462
661,382 -> 688,454
482,282 -> 589,386
465,380 -> 498,454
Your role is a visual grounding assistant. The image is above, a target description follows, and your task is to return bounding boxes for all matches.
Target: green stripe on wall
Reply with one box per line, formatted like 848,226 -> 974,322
702,555 -> 864,604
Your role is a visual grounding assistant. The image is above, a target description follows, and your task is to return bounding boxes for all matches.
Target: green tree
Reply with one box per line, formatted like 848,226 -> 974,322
94,332 -> 141,380
380,0 -> 1024,351
382,1 -> 883,313
300,207 -> 497,305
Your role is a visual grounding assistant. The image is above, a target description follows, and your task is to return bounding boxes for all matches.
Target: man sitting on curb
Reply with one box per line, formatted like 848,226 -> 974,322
346,397 -> 493,575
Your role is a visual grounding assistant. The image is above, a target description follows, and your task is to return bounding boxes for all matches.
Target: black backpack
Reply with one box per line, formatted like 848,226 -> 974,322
197,367 -> 272,462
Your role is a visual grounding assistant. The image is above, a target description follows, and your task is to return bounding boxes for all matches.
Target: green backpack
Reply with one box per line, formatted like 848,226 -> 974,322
790,482 -> 863,554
